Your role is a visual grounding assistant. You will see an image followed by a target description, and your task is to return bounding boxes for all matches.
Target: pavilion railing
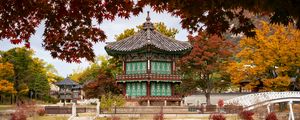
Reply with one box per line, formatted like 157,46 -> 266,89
116,73 -> 181,81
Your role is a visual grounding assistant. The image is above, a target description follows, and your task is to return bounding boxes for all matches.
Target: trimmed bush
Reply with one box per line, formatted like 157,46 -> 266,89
218,99 -> 224,108
11,109 -> 27,120
239,110 -> 254,120
266,112 -> 278,120
37,108 -> 46,116
209,113 -> 226,120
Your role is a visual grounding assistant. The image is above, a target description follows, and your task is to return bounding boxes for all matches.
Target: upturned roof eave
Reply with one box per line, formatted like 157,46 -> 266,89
105,45 -> 192,56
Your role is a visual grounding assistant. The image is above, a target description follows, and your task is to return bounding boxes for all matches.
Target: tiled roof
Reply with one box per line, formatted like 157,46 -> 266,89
55,77 -> 79,86
105,12 -> 192,55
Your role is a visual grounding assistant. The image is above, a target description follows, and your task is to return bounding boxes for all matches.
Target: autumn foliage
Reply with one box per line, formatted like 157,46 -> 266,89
0,62 -> 16,95
1,0 -> 299,62
178,32 -> 234,104
266,112 -> 278,120
209,113 -> 226,120
239,110 -> 254,120
227,21 -> 300,91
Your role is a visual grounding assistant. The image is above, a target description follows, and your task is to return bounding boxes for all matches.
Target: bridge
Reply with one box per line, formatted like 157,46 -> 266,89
224,91 -> 300,120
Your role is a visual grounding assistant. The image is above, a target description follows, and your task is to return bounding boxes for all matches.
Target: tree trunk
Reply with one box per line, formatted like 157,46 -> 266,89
205,92 -> 211,105
10,94 -> 13,104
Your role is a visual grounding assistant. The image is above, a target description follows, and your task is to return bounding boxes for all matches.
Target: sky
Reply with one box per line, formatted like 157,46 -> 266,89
0,7 -> 189,77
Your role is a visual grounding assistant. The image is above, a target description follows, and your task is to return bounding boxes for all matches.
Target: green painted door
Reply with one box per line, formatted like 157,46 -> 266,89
126,82 -> 147,97
142,82 -> 147,96
151,62 -> 171,74
166,83 -> 171,96
126,83 -> 131,96
151,82 -> 156,96
150,82 -> 172,96
126,62 -> 147,74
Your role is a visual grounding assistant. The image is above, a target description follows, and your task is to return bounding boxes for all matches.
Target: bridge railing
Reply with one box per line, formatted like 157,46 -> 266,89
224,91 -> 300,108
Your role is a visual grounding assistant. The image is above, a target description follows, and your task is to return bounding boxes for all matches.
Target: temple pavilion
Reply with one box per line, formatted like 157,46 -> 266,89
55,77 -> 83,103
105,12 -> 192,106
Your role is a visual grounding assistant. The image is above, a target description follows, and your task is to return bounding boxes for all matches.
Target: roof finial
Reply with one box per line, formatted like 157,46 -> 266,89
146,11 -> 150,21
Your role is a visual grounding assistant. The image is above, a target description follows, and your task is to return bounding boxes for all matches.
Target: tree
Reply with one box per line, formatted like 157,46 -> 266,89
0,62 -> 15,80
1,48 -> 34,101
178,32 -> 234,105
0,62 -> 16,103
0,47 -> 58,102
227,21 -> 300,91
45,64 -> 63,83
82,56 -> 122,98
27,58 -> 50,99
114,22 -> 179,40
2,0 -> 298,62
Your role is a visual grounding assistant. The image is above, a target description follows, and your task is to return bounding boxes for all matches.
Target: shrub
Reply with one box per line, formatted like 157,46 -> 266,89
37,108 -> 46,116
239,110 -> 254,120
209,113 -> 226,120
100,92 -> 125,112
153,107 -> 164,120
44,96 -> 59,103
11,109 -> 27,120
153,112 -> 164,120
107,116 -> 120,120
266,112 -> 278,120
218,99 -> 224,108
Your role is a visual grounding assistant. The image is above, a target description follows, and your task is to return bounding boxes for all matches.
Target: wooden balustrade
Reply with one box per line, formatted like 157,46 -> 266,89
127,95 -> 182,101
116,73 -> 181,81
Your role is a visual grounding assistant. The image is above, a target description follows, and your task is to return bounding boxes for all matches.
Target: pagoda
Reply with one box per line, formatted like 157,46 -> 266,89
55,77 -> 83,103
105,12 -> 192,106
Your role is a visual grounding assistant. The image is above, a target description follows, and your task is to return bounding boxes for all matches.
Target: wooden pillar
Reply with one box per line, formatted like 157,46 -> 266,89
172,61 -> 176,74
147,81 -> 150,97
123,61 -> 126,74
123,83 -> 126,96
171,83 -> 175,96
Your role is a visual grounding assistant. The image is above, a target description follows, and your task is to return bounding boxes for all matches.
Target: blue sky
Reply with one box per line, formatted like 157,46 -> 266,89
0,7 -> 189,77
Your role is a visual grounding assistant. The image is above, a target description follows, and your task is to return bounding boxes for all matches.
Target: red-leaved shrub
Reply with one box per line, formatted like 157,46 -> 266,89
109,116 -> 120,120
218,99 -> 224,108
266,112 -> 278,120
37,108 -> 46,116
209,113 -> 226,120
239,110 -> 254,120
153,110 -> 164,120
11,108 -> 27,120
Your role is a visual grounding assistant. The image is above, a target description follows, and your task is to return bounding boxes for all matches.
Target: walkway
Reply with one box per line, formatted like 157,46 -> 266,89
70,116 -> 94,120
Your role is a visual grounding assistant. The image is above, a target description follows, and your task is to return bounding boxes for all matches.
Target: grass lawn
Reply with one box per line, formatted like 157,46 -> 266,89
27,115 -> 69,120
0,105 -> 15,111
95,114 -> 240,120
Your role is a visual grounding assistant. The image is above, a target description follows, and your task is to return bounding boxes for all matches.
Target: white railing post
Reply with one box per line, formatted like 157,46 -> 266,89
267,104 -> 270,113
72,102 -> 76,117
96,100 -> 100,115
288,101 -> 294,120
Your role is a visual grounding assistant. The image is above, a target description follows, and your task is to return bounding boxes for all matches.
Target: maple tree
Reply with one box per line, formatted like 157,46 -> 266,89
0,80 -> 17,103
0,62 -> 15,80
0,62 -> 17,103
83,60 -> 121,98
178,32 -> 234,105
227,21 -> 300,91
1,0 -> 298,62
